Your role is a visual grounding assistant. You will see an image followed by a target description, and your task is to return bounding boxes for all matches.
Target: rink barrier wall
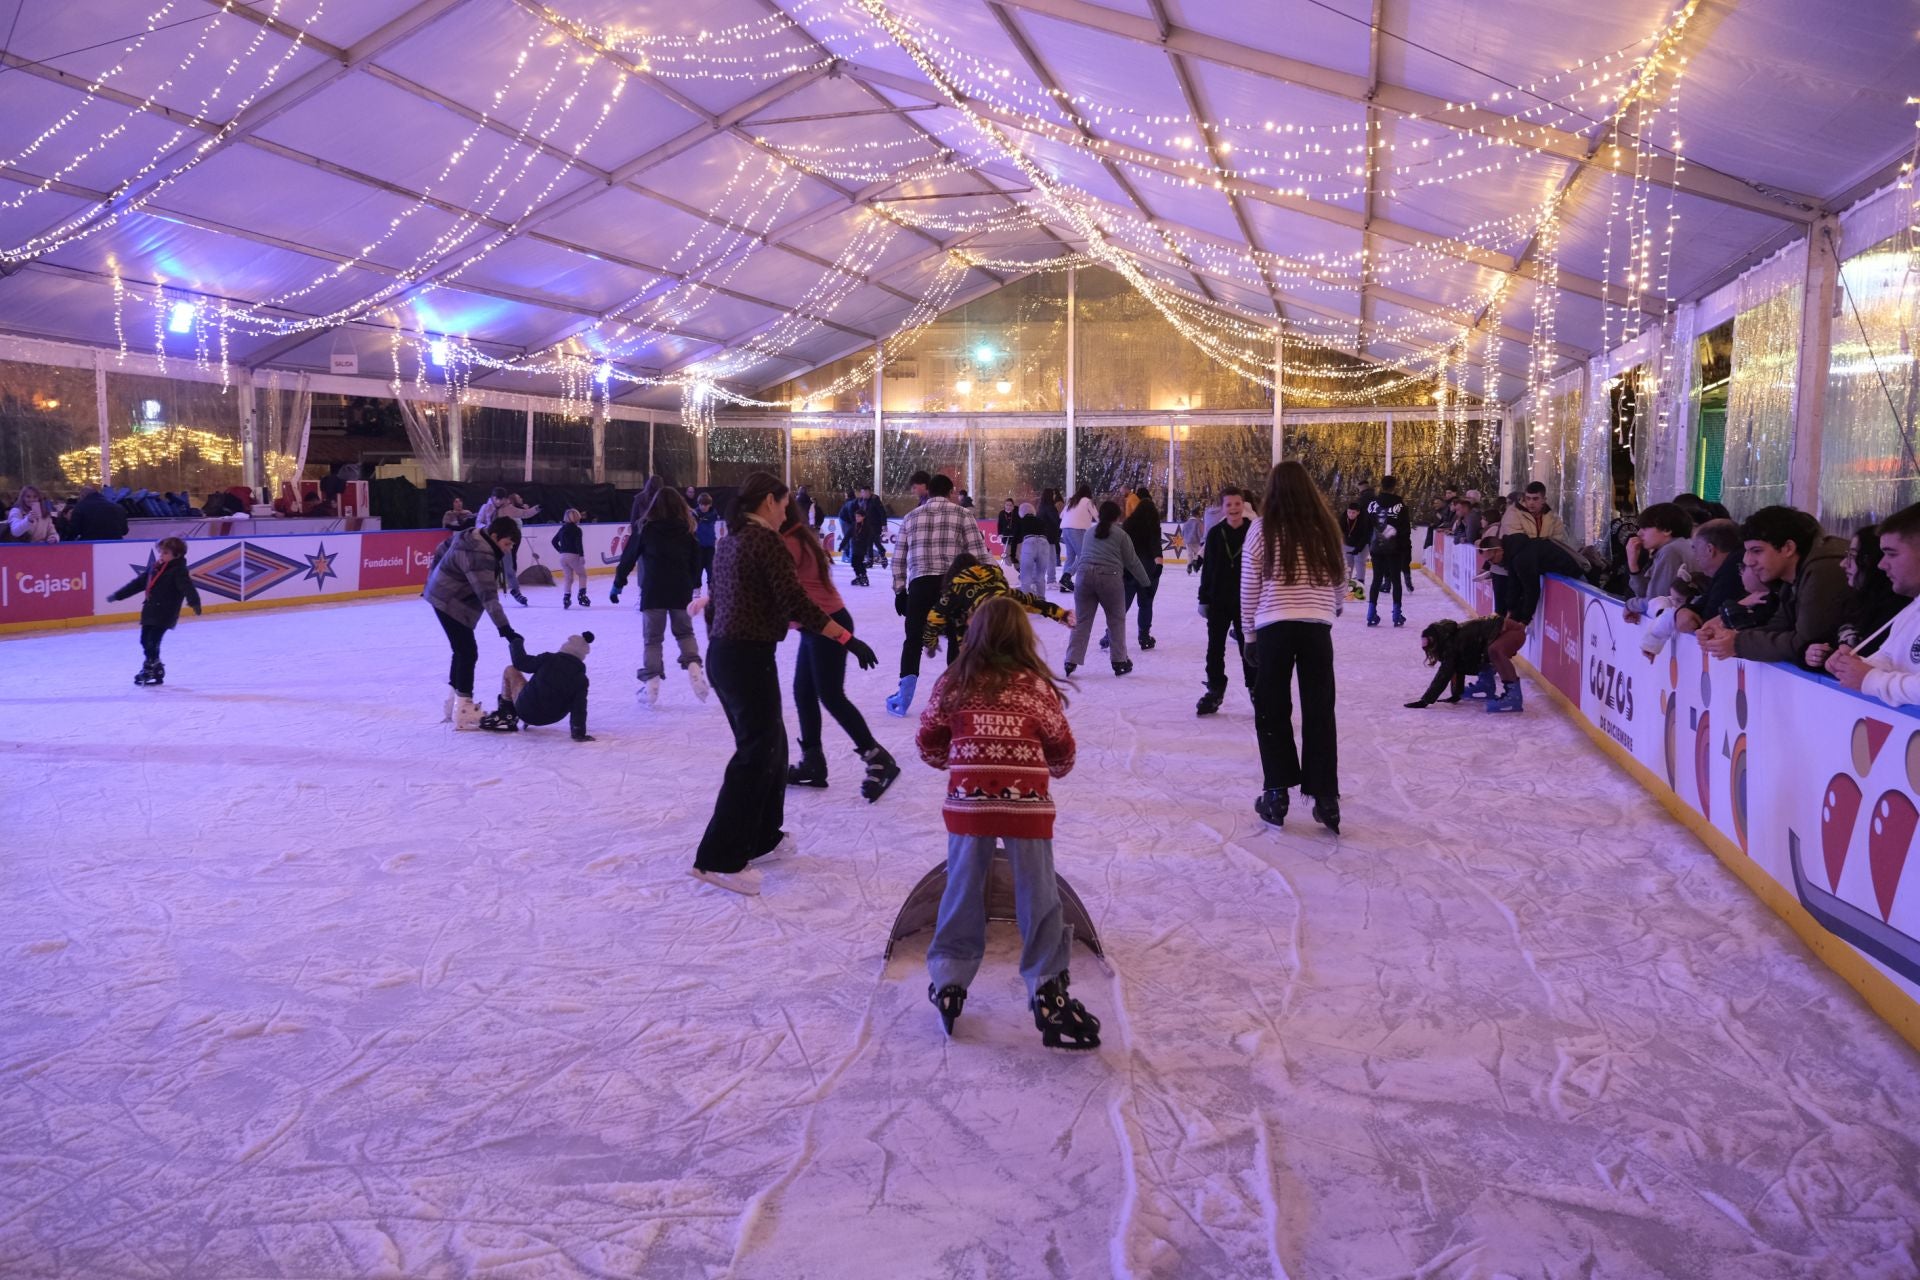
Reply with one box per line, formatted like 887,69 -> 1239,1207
0,525 -> 632,636
1428,534 -> 1920,1055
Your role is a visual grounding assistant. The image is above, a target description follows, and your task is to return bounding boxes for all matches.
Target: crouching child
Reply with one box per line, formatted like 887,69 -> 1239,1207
1405,617 -> 1504,707
481,631 -> 595,741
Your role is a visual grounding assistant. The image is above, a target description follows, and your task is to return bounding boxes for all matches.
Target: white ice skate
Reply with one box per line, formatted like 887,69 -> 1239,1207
441,693 -> 454,723
642,676 -> 663,708
452,696 -> 485,731
758,832 -> 798,863
690,866 -> 762,896
687,661 -> 710,702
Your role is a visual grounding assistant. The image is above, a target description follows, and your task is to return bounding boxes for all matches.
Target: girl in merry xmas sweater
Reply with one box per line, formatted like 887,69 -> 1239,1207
915,595 -> 1100,1050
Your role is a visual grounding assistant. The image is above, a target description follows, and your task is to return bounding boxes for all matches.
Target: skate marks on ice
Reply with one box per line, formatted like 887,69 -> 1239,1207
2,579 -> 1920,1276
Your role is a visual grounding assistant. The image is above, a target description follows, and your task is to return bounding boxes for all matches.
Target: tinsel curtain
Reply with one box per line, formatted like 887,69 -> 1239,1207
1721,241 -> 1806,518
1819,207 -> 1920,531
1570,360 -> 1611,547
263,371 -> 312,495
394,394 -> 453,481
1646,303 -> 1697,506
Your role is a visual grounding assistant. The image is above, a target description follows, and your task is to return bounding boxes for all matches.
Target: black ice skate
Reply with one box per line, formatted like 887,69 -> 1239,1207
1311,794 -> 1341,834
133,660 -> 160,686
1255,788 -> 1288,827
1112,660 -> 1133,676
577,590 -> 590,607
930,983 -> 967,1036
787,743 -> 829,788
478,696 -> 519,733
512,590 -> 530,607
1138,634 -> 1156,650
859,744 -> 900,803
1030,973 -> 1100,1050
562,592 -> 573,609
1196,688 -> 1223,716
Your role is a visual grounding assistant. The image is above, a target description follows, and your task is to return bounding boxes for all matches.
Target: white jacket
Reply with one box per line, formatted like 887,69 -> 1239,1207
7,504 -> 58,543
1860,597 -> 1920,708
1060,498 -> 1097,531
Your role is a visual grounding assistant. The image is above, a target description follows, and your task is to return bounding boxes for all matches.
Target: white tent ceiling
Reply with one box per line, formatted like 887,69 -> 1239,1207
0,0 -> 1915,408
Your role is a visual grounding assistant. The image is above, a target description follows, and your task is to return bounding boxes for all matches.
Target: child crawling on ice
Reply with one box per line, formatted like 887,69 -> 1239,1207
916,595 -> 1100,1050
479,631 -> 595,741
1404,617 -> 1503,708
108,535 -> 201,687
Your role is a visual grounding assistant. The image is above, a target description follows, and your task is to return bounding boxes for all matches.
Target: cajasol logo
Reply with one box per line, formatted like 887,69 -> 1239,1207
14,568 -> 88,597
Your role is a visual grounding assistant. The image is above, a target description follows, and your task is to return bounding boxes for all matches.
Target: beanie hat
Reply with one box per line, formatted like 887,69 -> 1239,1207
561,631 -> 593,660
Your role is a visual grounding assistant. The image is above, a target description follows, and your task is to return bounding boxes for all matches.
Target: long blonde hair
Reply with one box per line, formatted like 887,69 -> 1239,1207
930,595 -> 1070,713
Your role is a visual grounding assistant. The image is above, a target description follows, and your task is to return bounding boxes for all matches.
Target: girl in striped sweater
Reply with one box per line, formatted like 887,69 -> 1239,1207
1240,461 -> 1347,834
916,596 -> 1100,1050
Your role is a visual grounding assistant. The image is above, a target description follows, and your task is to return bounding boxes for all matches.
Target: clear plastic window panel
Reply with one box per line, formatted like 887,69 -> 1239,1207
1075,425 -> 1163,501
1389,418 -> 1501,521
459,406 -> 529,485
604,419 -> 651,489
1282,421 -> 1388,503
102,371 -> 246,499
705,425 -> 784,490
880,274 -> 1067,415
530,411 -> 592,485
978,427 -> 1066,508
651,422 -> 697,491
790,428 -> 877,511
1820,228 -> 1920,532
883,426 -> 968,512
1170,426 -> 1270,518
1074,271 -> 1269,413
0,359 -> 100,498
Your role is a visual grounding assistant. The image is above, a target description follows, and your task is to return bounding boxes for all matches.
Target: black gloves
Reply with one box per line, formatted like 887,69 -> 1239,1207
894,591 -> 908,617
845,636 -> 879,670
1187,556 -> 1203,575
498,623 -> 520,643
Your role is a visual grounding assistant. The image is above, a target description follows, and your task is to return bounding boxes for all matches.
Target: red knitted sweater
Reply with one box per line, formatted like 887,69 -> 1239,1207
915,670 -> 1076,838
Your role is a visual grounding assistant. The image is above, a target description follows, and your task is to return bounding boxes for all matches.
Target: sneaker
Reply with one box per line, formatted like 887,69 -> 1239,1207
690,867 -> 763,896
687,661 -> 711,702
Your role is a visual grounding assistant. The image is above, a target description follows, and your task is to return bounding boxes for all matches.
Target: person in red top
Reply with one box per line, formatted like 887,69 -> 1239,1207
915,596 -> 1100,1050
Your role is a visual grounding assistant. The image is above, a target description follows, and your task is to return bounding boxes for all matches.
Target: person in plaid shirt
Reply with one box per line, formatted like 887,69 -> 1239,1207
888,474 -> 991,717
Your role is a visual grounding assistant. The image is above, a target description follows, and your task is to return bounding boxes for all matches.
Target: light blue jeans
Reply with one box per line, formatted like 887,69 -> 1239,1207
1018,537 -> 1055,596
928,834 -> 1072,999
1060,527 -> 1085,576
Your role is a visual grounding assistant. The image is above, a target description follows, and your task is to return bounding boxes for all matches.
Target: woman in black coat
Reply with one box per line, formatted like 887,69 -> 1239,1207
634,487 -> 706,703
1119,489 -> 1165,650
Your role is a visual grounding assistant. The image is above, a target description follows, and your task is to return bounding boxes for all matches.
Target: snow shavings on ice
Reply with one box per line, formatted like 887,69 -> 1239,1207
2,570 -> 1918,1278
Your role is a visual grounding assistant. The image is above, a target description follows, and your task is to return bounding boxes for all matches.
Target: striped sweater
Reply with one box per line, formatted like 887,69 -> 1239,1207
1239,517 -> 1342,632
916,671 -> 1076,838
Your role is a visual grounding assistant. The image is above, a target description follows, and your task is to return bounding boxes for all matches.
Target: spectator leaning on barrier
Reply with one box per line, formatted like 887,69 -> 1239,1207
1623,502 -> 1698,618
1824,502 -> 1920,704
1825,523 -> 1908,655
66,486 -> 129,541
1697,505 -> 1852,665
1673,518 -> 1746,635
7,485 -> 60,542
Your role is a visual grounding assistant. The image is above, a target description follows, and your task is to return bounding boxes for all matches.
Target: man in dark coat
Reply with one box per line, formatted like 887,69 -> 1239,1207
68,487 -> 130,541
1194,487 -> 1253,716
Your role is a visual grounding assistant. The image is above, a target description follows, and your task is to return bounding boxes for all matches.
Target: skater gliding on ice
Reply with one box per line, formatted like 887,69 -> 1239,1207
108,536 -> 202,687
634,488 -> 708,708
551,508 -> 590,609
917,596 -> 1099,1050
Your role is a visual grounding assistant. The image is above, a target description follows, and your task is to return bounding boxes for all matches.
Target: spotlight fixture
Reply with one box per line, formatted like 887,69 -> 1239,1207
166,302 -> 196,334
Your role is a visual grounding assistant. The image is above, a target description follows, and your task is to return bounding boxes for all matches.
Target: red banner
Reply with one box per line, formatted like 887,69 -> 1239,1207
358,530 -> 447,591
1540,576 -> 1584,704
0,543 -> 97,626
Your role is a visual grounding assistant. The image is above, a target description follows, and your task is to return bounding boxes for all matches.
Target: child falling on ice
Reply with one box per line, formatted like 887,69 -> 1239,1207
921,552 -> 1073,666
479,631 -> 595,741
108,536 -> 202,686
916,595 -> 1101,1050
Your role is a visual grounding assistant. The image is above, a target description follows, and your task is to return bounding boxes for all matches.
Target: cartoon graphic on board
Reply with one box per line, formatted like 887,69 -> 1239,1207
1692,651 -> 1712,821
1729,666 -> 1749,853
1788,718 -> 1920,986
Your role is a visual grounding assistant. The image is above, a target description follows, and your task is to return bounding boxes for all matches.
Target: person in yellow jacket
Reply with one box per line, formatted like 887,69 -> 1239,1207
923,554 -> 1073,664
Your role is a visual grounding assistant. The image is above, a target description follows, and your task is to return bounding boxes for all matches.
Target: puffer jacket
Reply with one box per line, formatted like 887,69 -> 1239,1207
424,527 -> 512,631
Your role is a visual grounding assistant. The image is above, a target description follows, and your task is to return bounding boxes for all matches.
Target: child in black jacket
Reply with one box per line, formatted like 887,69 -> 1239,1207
480,631 -> 594,740
107,536 -> 202,686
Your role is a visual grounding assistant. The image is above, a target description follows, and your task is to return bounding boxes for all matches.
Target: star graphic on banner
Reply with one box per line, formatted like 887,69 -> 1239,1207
303,544 -> 339,587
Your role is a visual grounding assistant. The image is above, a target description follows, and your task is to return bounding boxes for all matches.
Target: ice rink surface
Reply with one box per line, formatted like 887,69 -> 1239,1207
4,563 -> 1919,1279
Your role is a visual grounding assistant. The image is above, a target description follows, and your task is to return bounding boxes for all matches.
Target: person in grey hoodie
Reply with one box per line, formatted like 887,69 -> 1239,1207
1062,500 -> 1151,675
425,516 -> 522,729
1622,502 -> 1698,617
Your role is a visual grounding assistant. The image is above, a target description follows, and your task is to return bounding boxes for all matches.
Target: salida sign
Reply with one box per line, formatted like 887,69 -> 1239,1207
0,544 -> 95,625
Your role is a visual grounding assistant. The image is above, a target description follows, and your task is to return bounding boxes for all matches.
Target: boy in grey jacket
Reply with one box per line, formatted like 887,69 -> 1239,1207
1624,503 -> 1698,616
426,517 -> 523,729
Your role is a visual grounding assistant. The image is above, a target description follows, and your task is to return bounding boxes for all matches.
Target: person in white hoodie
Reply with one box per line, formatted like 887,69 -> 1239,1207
1057,485 -> 1097,591
1823,502 -> 1920,706
6,485 -> 59,542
